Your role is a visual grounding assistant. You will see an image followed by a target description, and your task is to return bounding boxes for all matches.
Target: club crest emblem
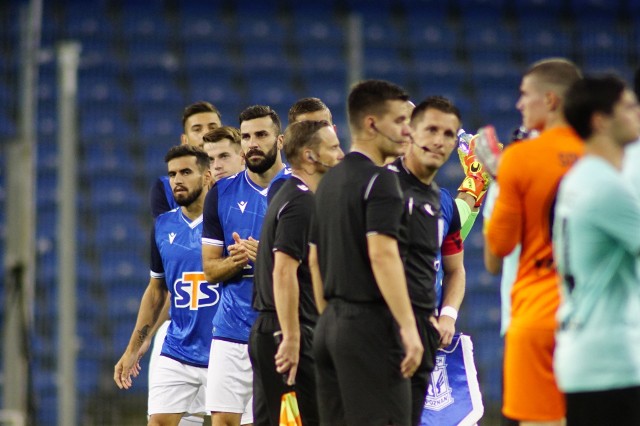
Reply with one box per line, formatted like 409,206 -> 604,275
424,354 -> 454,411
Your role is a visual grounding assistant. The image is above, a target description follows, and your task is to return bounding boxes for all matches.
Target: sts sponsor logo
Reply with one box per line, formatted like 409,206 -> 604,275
173,271 -> 220,310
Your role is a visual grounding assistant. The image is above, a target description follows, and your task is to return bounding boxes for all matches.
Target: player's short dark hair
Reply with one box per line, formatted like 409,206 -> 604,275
411,96 -> 461,127
348,79 -> 409,130
181,101 -> 221,129
524,58 -> 582,99
203,126 -> 241,151
164,144 -> 211,172
288,97 -> 332,124
564,74 -> 627,140
238,105 -> 281,134
634,66 -> 640,100
283,120 -> 332,168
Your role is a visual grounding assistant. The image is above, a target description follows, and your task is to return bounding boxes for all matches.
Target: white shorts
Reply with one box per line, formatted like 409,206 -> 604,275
148,353 -> 207,416
206,339 -> 253,423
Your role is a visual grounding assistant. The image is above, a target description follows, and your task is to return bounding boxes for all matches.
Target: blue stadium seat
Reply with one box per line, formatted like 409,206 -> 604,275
80,109 -> 132,138
126,38 -> 177,69
364,47 -> 411,87
136,104 -> 184,139
131,77 -> 184,107
397,0 -> 448,17
300,75 -> 348,113
187,75 -> 239,106
233,0 -> 280,18
512,0 -> 563,15
78,72 -> 126,104
568,0 -> 623,17
236,18 -> 287,45
406,18 -> 458,51
244,74 -> 298,110
361,17 -> 403,47
292,18 -> 345,47
182,39 -> 233,72
64,2 -> 113,38
519,27 -> 573,62
297,46 -> 347,76
0,106 -> 16,139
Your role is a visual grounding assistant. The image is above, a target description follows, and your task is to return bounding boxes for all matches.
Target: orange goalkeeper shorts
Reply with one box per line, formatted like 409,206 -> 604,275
503,325 -> 565,421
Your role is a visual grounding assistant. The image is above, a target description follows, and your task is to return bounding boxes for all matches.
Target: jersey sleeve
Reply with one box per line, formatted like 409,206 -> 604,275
150,177 -> 171,218
149,222 -> 164,278
591,178 -> 640,255
202,185 -> 224,247
273,192 -> 314,261
486,146 -> 523,256
443,200 -> 463,255
364,169 -> 404,239
267,178 -> 287,204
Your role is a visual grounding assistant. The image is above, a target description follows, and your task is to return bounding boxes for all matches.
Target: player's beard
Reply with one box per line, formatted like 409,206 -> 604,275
245,141 -> 278,174
174,184 -> 204,207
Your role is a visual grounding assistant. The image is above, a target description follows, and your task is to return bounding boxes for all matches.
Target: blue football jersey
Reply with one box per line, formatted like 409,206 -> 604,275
266,166 -> 292,203
435,188 -> 455,308
202,169 -> 279,343
151,208 -> 220,367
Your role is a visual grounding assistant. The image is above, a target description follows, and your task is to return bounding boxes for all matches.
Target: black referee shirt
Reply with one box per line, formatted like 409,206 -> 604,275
388,157 -> 441,311
311,152 -> 404,303
253,176 -> 318,326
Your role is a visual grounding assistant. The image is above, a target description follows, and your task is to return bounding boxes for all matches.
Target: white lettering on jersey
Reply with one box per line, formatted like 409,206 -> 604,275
237,201 -> 248,213
168,232 -> 177,244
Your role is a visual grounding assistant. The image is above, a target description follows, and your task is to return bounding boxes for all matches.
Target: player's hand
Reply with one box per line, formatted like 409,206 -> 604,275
436,315 -> 455,348
114,350 -> 138,390
471,125 -> 503,179
457,134 -> 494,208
399,325 -> 424,379
275,334 -> 300,386
242,237 -> 259,262
228,232 -> 250,267
129,337 -> 151,377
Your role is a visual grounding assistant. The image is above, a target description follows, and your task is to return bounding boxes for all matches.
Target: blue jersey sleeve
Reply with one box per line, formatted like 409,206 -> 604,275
202,185 -> 224,248
150,221 -> 164,277
150,177 -> 173,218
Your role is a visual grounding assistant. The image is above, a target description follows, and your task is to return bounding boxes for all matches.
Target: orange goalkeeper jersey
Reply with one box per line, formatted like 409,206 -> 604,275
486,126 -> 584,330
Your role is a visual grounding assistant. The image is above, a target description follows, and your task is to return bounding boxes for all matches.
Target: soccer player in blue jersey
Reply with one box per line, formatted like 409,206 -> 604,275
555,75 -> 640,425
114,145 -> 219,426
145,102 -> 236,426
202,105 -> 286,426
150,101 -> 223,217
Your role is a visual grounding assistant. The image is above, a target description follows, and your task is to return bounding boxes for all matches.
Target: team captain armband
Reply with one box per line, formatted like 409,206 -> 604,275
442,230 -> 463,256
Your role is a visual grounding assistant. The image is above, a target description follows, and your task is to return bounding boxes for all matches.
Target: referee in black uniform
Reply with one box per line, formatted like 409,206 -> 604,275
388,96 -> 464,425
250,120 -> 344,425
309,80 -> 424,426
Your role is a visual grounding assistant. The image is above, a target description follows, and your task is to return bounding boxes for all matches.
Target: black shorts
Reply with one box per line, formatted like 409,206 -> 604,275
313,300 -> 411,426
248,313 -> 318,426
566,385 -> 640,426
410,308 -> 440,426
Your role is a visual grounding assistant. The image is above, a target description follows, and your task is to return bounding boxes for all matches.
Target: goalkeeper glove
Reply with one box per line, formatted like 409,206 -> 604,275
457,128 -> 501,208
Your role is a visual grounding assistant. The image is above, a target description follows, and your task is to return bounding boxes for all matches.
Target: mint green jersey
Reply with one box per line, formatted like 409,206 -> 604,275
553,156 -> 640,392
623,140 -> 640,189
483,184 -> 520,336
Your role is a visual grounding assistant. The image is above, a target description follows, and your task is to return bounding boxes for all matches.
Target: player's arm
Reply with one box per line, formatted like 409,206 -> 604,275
203,243 -> 249,283
485,148 -> 522,258
309,244 -> 326,313
114,276 -> 167,390
439,251 -> 465,347
366,171 -> 423,378
135,293 -> 171,363
273,251 -> 301,385
201,185 -> 249,283
368,234 -> 423,377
